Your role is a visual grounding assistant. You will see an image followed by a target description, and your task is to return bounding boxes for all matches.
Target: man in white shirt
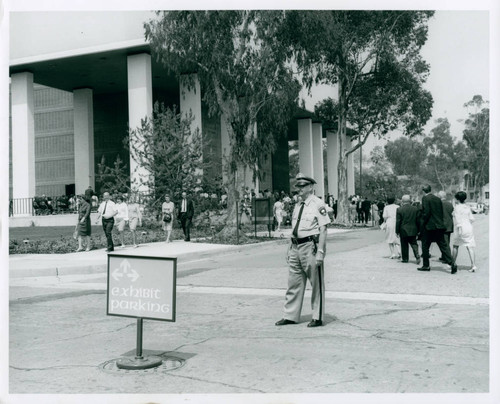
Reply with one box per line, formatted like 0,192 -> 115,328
96,192 -> 117,252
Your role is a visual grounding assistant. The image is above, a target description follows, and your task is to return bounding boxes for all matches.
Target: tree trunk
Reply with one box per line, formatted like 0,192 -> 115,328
336,75 -> 351,225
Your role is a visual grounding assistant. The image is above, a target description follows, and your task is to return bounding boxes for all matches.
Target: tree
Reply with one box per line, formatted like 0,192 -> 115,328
384,137 -> 427,177
127,102 -> 204,202
462,95 -> 489,193
422,118 -> 467,191
96,155 -> 130,196
285,11 -> 434,223
144,11 -> 301,234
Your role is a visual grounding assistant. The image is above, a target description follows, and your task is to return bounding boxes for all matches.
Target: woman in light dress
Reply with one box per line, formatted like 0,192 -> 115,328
273,197 -> 284,232
451,191 -> 477,272
382,196 -> 401,259
162,194 -> 175,243
115,195 -> 129,248
127,195 -> 143,248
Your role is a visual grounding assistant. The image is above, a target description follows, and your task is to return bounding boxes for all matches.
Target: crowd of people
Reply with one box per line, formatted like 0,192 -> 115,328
379,185 -> 477,273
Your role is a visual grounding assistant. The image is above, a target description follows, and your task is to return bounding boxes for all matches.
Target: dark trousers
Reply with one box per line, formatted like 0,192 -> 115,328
362,209 -> 370,224
180,213 -> 192,241
440,232 -> 452,259
422,229 -> 453,268
400,235 -> 420,262
102,218 -> 114,250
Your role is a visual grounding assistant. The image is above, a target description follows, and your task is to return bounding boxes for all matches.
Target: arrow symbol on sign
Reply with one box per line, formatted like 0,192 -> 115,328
127,268 -> 139,282
120,259 -> 132,274
112,267 -> 124,281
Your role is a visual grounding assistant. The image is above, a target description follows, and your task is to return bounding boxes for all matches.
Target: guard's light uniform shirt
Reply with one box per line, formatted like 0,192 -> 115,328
292,194 -> 331,237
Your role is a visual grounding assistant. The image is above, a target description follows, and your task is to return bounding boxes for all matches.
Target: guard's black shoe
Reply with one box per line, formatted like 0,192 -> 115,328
400,260 -> 408,263
307,319 -> 323,327
451,264 -> 457,274
438,257 -> 446,262
417,266 -> 430,271
275,319 -> 296,326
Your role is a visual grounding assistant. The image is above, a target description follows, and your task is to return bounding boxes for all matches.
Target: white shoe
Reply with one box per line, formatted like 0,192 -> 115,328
133,244 -> 138,248
120,245 -> 125,248
469,266 -> 477,273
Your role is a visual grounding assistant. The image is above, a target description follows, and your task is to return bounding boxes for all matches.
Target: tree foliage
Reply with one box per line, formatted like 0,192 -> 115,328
144,11 -> 301,230
284,10 -> 434,223
462,95 -> 489,189
127,102 -> 205,201
384,137 -> 427,176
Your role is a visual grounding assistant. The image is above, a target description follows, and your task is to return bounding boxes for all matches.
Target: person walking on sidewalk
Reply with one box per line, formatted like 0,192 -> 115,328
275,172 -> 331,328
115,195 -> 129,248
162,194 -> 175,243
96,192 -> 117,252
451,191 -> 477,272
438,190 -> 454,263
127,194 -> 143,248
417,185 -> 457,274
76,195 -> 92,252
395,195 -> 421,264
177,191 -> 194,241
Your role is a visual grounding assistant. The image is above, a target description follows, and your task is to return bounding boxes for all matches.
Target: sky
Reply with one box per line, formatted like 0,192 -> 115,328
300,10 -> 491,152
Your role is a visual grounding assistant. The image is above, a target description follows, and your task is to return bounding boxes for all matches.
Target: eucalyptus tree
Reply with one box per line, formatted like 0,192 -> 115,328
284,10 -> 434,222
144,11 -> 301,233
462,95 -> 489,192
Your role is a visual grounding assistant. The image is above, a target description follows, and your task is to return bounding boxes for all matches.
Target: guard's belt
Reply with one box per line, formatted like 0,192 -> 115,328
291,235 -> 318,245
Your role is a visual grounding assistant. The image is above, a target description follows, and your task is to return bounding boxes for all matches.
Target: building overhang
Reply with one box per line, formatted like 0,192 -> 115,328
10,42 -> 178,96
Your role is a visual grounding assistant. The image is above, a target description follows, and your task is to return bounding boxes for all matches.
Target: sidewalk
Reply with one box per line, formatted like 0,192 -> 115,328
9,227 -> 351,278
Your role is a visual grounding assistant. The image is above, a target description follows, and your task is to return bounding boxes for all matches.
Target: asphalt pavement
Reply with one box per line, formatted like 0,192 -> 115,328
4,215 -> 495,404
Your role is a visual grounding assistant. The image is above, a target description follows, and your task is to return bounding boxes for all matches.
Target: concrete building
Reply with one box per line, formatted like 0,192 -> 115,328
8,11 -> 354,216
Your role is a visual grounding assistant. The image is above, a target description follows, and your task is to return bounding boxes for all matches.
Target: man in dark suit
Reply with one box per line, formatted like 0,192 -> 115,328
361,197 -> 371,225
418,185 -> 457,273
178,191 -> 194,241
396,195 -> 421,264
438,190 -> 454,262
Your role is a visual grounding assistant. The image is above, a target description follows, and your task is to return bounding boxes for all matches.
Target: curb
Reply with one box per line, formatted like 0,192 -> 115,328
9,237 -> 291,278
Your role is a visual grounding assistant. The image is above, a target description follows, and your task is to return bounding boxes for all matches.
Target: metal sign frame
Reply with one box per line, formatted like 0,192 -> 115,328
253,197 -> 272,237
106,253 -> 177,322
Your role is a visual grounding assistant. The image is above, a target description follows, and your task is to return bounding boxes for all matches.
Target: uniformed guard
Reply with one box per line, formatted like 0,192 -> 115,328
275,173 -> 331,327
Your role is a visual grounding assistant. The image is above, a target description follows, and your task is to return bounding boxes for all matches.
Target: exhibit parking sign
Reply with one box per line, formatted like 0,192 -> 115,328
107,254 -> 176,322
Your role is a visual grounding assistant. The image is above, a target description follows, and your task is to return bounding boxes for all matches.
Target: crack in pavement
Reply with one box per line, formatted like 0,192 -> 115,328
343,303 -> 438,322
164,372 -> 267,393
10,364 -> 96,372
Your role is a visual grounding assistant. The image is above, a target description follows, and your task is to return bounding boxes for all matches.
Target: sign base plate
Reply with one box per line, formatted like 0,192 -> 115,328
116,356 -> 163,370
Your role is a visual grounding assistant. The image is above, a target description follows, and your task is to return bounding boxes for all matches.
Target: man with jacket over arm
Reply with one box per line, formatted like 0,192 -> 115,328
418,185 -> 457,274
396,195 -> 421,264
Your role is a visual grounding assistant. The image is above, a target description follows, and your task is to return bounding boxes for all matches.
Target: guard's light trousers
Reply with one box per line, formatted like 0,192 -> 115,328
283,241 -> 325,323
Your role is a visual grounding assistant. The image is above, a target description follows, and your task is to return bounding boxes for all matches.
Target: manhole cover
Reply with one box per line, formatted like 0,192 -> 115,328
99,354 -> 186,375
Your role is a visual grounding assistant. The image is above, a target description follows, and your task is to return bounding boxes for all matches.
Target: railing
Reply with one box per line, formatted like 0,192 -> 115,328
9,195 -> 99,217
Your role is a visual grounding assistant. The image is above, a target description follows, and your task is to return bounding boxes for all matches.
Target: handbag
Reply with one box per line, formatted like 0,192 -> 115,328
163,213 -> 172,223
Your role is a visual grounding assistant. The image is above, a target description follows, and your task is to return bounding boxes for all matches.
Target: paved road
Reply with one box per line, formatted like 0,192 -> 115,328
7,215 -> 491,401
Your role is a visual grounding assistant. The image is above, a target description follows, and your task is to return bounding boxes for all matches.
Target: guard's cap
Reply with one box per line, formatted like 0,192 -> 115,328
295,172 -> 316,187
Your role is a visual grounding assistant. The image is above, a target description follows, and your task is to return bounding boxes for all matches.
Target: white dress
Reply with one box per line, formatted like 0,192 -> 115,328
382,204 -> 399,244
274,201 -> 284,224
452,204 -> 475,247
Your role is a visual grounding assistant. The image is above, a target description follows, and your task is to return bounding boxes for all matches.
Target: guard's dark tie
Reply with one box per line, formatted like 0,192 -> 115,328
292,202 -> 305,238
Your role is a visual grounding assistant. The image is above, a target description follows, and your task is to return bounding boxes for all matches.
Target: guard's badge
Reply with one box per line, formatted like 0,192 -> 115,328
319,206 -> 327,216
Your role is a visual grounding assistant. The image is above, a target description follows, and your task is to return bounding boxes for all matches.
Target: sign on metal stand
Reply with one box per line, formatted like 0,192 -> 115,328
107,254 -> 176,370
253,198 -> 272,237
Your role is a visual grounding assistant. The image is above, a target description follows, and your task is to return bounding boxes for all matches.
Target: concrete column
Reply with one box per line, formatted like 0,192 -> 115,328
326,130 -> 339,199
180,74 -> 202,137
73,88 -> 94,195
312,122 -> 324,199
298,118 -> 314,178
127,53 -> 153,194
347,136 -> 355,196
11,72 -> 35,208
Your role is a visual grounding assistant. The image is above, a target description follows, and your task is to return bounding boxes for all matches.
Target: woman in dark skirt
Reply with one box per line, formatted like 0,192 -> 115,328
76,195 -> 92,252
